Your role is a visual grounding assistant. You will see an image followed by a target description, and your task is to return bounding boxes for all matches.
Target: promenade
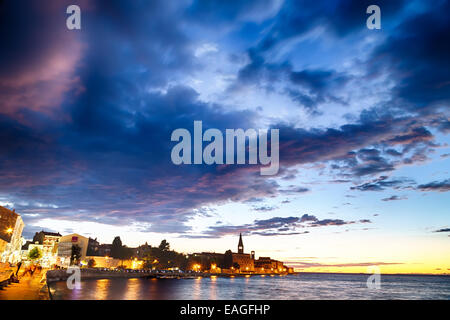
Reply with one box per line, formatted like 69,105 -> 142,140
0,269 -> 49,300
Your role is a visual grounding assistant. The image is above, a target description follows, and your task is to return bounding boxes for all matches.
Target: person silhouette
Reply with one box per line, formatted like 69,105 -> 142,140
16,261 -> 22,276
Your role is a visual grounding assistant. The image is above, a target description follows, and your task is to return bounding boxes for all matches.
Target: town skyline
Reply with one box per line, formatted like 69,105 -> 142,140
2,204 -> 293,276
2,205 -> 449,275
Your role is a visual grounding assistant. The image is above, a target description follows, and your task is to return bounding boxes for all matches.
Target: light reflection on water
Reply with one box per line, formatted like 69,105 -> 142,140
49,273 -> 450,300
124,278 -> 141,300
95,279 -> 111,300
210,276 -> 217,300
193,277 -> 201,300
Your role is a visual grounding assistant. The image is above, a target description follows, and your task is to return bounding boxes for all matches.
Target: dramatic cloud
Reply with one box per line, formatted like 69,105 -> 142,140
234,54 -> 350,113
252,0 -> 406,51
0,1 -> 85,119
183,214 -> 371,238
367,0 -> 450,115
0,0 -> 448,240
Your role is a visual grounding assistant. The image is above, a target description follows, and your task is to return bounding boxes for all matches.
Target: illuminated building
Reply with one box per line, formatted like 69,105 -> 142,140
189,252 -> 224,271
31,230 -> 62,267
254,257 -> 285,273
57,233 -> 89,266
191,233 -> 294,274
0,206 -> 25,264
80,256 -> 144,269
134,242 -> 152,259
231,234 -> 255,272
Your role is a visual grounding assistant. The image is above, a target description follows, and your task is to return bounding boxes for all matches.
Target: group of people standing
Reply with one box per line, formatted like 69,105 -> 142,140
11,261 -> 42,279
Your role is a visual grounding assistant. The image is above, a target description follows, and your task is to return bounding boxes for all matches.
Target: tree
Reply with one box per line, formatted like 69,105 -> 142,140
28,247 -> 42,261
87,258 -> 96,268
71,244 -> 81,265
120,246 -> 134,261
223,250 -> 233,269
142,255 -> 156,269
111,236 -> 123,259
158,239 -> 170,251
232,262 -> 240,270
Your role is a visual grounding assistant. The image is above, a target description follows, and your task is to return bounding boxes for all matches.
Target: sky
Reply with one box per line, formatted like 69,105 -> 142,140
0,0 -> 449,274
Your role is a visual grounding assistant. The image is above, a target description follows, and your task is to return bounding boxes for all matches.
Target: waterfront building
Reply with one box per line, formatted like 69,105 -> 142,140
231,233 -> 255,272
20,241 -> 33,262
86,237 -> 100,256
97,243 -> 112,257
57,233 -> 89,266
135,242 -> 152,259
31,230 -> 62,267
189,252 -> 224,271
194,233 -> 293,274
254,257 -> 286,273
0,206 -> 25,264
83,256 -> 143,269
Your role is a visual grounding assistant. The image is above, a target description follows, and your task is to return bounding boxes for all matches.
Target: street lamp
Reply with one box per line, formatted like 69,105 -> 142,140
6,227 -> 13,234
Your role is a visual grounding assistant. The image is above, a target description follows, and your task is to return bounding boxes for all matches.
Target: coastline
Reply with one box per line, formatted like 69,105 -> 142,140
0,270 -> 50,300
46,268 -> 293,283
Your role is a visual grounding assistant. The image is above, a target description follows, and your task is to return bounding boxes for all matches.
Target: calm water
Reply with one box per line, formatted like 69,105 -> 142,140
49,273 -> 450,300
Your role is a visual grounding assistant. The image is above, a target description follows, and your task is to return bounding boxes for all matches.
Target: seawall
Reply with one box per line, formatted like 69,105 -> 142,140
46,269 -> 154,283
47,269 -> 293,283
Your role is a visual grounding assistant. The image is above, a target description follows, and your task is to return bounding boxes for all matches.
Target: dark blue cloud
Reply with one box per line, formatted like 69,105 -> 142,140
433,228 -> 450,233
381,195 -> 407,201
0,0 -> 448,238
182,214 -> 370,238
417,179 -> 450,192
254,0 -> 406,52
368,0 -> 450,114
233,52 -> 351,113
187,0 -> 280,25
351,176 -> 416,192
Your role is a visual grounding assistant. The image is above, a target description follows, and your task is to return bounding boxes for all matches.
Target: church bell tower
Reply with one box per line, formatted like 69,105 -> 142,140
238,233 -> 244,254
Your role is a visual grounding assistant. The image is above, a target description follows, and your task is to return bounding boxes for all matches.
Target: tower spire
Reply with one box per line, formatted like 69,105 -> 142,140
238,233 -> 244,254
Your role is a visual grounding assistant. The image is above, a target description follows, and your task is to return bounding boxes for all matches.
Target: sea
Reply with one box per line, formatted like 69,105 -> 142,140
48,273 -> 450,300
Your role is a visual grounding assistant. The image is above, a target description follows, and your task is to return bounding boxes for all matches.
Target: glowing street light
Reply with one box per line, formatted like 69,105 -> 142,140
193,264 -> 201,271
6,227 -> 13,234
